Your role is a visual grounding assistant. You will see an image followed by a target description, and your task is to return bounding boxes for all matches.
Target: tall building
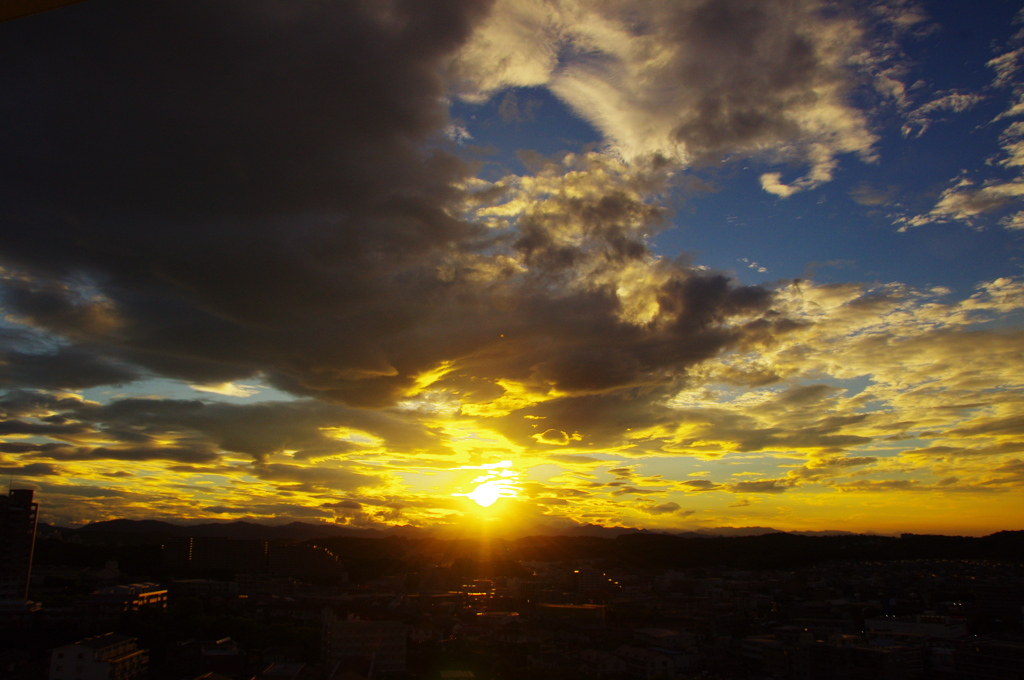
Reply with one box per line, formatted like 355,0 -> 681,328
0,489 -> 39,600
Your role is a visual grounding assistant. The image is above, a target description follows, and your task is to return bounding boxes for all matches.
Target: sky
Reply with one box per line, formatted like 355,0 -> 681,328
2,0 -> 1024,536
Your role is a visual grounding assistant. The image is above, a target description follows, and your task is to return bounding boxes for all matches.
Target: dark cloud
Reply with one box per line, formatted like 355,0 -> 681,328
610,485 -> 665,496
0,275 -> 121,340
728,479 -> 793,494
203,506 -> 237,515
0,462 -> 58,476
788,455 -> 878,480
0,0 -> 494,404
0,347 -> 138,390
665,0 -> 832,157
547,454 -> 602,464
0,390 -> 86,418
0,0 -> 788,417
33,483 -> 128,498
323,500 -> 363,510
947,414 -> 1024,438
250,463 -> 382,492
0,419 -> 90,437
0,441 -> 71,455
31,396 -> 437,462
24,442 -> 218,465
643,501 -> 691,515
755,384 -> 841,411
832,479 -> 917,492
682,479 -> 721,491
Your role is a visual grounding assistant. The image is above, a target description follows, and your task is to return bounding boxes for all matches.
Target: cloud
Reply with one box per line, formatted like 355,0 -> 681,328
898,177 -> 1024,230
681,479 -> 721,491
988,47 -> 1024,89
533,429 -> 577,445
0,0 -> 494,406
897,41 -> 1024,230
849,183 -> 898,207
0,462 -> 58,476
0,1 -> 798,472
787,455 -> 878,480
0,1 -> 1021,532
12,396 -> 439,463
0,347 -> 139,390
547,454 -> 603,465
323,500 -> 363,511
249,463 -> 383,493
455,0 -> 881,193
727,478 -> 793,494
901,91 -> 984,138
832,479 -> 916,492
189,382 -> 262,398
642,501 -> 691,515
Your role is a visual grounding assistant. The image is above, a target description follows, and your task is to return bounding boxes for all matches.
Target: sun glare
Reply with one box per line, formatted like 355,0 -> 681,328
467,481 -> 503,507
453,460 -> 519,508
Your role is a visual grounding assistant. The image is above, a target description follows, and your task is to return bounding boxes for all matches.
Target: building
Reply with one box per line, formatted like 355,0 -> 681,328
48,633 -> 148,680
322,612 -> 407,676
174,638 -> 245,678
76,582 -> 168,621
0,489 -> 39,600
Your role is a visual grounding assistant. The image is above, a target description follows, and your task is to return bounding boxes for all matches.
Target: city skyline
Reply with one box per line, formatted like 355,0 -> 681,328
1,0 -> 1024,535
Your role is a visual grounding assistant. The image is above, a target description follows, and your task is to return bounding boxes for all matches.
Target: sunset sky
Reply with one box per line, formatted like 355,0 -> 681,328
2,0 -> 1024,535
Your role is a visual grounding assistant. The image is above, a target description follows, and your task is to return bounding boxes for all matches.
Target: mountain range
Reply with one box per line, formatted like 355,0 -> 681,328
67,518 -> 863,541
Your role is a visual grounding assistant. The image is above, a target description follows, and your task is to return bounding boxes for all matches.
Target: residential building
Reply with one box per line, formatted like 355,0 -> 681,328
48,632 -> 148,680
322,612 -> 406,676
75,582 -> 168,622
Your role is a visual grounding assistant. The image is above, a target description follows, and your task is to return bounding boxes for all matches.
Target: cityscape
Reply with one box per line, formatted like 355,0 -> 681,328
1,490 -> 1023,679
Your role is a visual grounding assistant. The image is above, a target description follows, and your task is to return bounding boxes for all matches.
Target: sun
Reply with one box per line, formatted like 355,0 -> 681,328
453,460 -> 519,508
466,480 -> 503,507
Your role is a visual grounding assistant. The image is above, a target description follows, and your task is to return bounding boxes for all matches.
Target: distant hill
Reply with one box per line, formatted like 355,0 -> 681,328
77,519 -> 383,541
689,526 -> 784,537
50,520 -> 1024,569
69,519 -> 1024,565
78,519 -> 182,535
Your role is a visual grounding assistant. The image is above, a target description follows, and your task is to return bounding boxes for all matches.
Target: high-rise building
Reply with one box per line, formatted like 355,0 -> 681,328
0,489 -> 39,600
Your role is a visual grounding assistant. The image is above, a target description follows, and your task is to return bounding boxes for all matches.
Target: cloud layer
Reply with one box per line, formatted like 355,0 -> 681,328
0,1 -> 1022,533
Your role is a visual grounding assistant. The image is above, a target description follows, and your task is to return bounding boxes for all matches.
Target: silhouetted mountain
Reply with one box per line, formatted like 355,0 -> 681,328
687,526 -> 783,537
78,519 -> 182,536
77,519 -> 380,542
65,519 -> 1024,570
